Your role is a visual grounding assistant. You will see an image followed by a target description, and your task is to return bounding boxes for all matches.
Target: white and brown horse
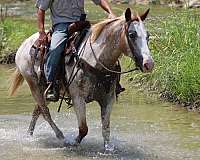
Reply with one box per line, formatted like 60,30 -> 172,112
9,8 -> 154,150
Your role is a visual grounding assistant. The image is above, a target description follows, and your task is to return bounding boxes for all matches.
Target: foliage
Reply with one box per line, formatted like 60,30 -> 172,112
128,10 -> 200,103
0,18 -> 36,57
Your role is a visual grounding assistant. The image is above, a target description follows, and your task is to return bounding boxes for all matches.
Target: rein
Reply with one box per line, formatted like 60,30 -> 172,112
58,32 -> 89,112
58,21 -> 139,111
89,28 -> 139,74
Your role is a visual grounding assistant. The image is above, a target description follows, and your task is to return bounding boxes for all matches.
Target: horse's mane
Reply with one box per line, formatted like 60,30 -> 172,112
91,17 -> 123,42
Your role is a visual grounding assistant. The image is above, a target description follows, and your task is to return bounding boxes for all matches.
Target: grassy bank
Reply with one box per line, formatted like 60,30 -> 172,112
126,10 -> 200,109
0,17 -> 37,57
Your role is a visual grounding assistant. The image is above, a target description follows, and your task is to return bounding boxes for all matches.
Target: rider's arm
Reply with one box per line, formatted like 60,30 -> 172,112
35,0 -> 51,45
99,0 -> 116,18
37,9 -> 45,34
37,8 -> 47,45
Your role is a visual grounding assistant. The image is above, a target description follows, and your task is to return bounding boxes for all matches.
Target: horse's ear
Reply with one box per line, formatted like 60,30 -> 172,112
125,8 -> 132,22
140,8 -> 150,21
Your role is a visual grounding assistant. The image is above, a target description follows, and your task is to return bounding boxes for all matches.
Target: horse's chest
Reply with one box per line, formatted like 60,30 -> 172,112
77,71 -> 117,102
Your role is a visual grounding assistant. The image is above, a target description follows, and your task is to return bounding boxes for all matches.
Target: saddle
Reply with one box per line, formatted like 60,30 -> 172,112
65,20 -> 91,64
30,20 -> 91,82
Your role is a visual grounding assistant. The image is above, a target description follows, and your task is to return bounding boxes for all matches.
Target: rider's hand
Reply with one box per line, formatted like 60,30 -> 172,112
38,31 -> 47,46
108,13 -> 116,19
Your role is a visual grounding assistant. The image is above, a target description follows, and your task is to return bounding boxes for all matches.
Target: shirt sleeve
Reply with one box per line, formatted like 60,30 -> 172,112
35,0 -> 52,11
92,0 -> 101,5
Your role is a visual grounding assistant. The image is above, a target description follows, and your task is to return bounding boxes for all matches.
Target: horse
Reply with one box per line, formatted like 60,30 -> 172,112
9,8 -> 154,151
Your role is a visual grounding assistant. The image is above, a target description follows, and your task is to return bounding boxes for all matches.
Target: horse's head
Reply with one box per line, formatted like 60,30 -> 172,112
122,8 -> 154,73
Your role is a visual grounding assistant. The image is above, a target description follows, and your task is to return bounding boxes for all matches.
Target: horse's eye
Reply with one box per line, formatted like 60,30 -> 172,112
129,31 -> 137,39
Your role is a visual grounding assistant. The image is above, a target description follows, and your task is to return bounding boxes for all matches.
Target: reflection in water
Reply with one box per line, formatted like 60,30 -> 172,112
0,1 -> 36,18
1,65 -> 200,160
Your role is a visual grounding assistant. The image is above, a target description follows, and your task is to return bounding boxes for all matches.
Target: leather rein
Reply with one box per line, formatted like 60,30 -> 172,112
88,22 -> 139,75
58,21 -> 138,111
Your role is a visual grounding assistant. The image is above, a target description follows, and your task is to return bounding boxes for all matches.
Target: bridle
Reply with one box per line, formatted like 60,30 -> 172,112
125,20 -> 145,70
89,36 -> 139,74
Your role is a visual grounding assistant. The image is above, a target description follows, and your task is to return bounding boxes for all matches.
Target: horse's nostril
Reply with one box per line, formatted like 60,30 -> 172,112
144,63 -> 149,71
143,58 -> 154,72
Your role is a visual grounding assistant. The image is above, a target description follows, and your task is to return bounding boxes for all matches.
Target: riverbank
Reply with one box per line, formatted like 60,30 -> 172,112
0,17 -> 36,59
124,9 -> 200,111
0,2 -> 200,111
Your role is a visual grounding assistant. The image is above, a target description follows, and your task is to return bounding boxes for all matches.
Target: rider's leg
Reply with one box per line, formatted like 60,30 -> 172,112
44,23 -> 71,101
115,62 -> 125,97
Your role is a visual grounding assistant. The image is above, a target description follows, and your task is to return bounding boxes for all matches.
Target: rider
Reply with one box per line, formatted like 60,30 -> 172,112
36,0 -> 116,101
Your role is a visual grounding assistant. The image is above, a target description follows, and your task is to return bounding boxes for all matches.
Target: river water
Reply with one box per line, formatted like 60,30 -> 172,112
1,1 -> 200,160
0,65 -> 200,160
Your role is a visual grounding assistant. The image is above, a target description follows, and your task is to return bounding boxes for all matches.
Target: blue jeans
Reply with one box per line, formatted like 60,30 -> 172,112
44,22 -> 71,82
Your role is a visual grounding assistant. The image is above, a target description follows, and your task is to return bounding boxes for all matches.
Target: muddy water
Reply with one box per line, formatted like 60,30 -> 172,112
0,65 -> 200,160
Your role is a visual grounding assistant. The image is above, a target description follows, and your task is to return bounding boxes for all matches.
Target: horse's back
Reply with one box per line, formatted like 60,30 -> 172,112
15,33 -> 39,76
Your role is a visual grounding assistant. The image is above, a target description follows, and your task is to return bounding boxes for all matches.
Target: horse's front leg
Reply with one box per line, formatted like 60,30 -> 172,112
72,96 -> 88,144
98,93 -> 115,151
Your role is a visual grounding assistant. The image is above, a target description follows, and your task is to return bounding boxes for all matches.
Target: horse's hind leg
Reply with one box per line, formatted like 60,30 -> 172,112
72,96 -> 88,144
26,77 -> 64,140
40,105 -> 64,140
28,104 -> 41,135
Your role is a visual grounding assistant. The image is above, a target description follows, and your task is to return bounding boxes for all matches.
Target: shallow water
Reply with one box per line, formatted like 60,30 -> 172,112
0,1 -> 36,18
0,65 -> 200,160
1,1 -> 200,159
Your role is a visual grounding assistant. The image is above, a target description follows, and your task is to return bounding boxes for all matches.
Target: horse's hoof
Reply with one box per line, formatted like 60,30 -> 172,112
56,132 -> 65,140
64,142 -> 79,147
63,139 -> 79,147
104,143 -> 115,153
27,130 -> 34,136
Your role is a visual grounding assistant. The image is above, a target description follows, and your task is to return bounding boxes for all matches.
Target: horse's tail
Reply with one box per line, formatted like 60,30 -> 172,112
9,68 -> 24,96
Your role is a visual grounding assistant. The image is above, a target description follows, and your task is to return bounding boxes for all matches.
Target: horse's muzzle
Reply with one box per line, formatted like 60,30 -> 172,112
142,59 -> 154,73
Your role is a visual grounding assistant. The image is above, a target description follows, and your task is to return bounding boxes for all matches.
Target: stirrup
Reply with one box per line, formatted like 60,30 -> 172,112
44,82 -> 59,102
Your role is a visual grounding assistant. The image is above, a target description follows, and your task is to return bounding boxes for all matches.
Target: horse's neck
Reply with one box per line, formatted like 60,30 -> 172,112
81,20 -> 124,70
99,24 -> 123,66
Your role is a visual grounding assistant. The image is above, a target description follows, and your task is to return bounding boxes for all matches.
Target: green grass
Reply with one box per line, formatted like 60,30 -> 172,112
0,17 -> 37,57
128,10 -> 200,104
